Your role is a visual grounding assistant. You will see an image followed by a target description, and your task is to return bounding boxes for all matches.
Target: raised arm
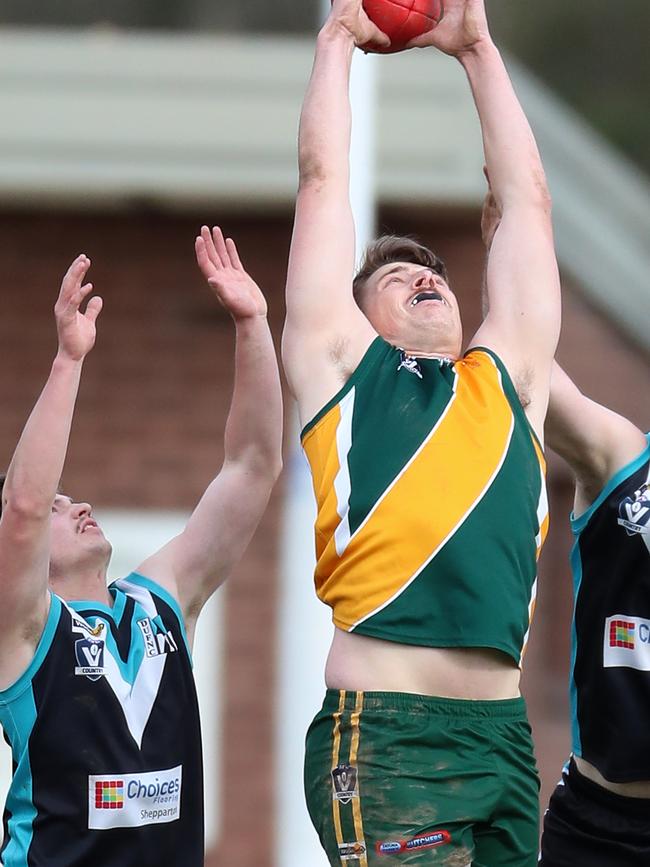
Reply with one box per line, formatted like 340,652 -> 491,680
0,256 -> 102,688
547,363 -> 646,515
281,0 -> 387,425
137,227 -> 282,647
412,0 -> 561,436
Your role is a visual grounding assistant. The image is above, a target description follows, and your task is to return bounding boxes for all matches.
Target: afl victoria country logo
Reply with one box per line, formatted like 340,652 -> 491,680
75,637 -> 106,681
618,483 -> 650,536
331,764 -> 358,805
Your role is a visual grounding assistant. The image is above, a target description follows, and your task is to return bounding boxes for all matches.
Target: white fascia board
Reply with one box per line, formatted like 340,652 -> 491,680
0,30 -> 308,205
0,28 -> 482,207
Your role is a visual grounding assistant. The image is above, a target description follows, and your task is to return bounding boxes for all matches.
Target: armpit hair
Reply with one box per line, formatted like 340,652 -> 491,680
328,335 -> 357,382
514,366 -> 533,410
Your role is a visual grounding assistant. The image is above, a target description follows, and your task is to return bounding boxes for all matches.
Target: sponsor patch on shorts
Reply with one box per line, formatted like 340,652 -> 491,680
88,765 -> 182,829
338,841 -> 366,861
376,830 -> 451,855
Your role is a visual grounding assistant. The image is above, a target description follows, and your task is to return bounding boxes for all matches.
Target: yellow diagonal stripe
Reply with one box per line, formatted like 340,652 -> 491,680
317,353 -> 514,628
303,404 -> 342,561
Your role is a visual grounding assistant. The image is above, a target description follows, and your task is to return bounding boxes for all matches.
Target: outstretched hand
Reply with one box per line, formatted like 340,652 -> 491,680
327,0 -> 391,50
54,255 -> 103,362
406,0 -> 489,54
195,226 -> 267,321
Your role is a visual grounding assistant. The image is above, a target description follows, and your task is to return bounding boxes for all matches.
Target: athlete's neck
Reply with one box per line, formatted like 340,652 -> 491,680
396,345 -> 458,363
49,570 -> 113,607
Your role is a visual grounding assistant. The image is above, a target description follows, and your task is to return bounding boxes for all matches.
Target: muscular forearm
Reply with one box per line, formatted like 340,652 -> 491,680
4,354 -> 83,516
459,40 -> 549,210
223,316 -> 283,477
298,24 -> 355,187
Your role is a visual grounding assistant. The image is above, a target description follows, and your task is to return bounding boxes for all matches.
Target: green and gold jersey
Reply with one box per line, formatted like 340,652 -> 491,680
301,337 -> 548,665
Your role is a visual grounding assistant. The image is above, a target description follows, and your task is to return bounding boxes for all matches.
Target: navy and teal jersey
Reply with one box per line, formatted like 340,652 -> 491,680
301,337 -> 548,665
0,573 -> 204,867
569,434 -> 650,782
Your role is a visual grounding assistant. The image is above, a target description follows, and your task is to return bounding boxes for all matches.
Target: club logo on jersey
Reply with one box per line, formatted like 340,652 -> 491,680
376,830 -> 451,855
618,483 -> 650,536
604,615 -> 650,671
88,765 -> 182,830
75,637 -> 106,680
137,617 -> 178,658
397,350 -> 423,379
338,841 -> 366,861
331,764 -> 358,804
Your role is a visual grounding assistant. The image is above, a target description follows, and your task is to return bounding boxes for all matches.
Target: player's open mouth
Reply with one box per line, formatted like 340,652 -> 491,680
80,520 -> 99,533
410,291 -> 443,306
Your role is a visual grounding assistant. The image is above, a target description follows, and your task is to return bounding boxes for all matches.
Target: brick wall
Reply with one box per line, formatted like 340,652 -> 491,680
1,206 -> 648,865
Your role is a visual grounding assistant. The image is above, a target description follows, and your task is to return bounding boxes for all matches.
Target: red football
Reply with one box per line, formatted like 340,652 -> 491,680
361,0 -> 444,53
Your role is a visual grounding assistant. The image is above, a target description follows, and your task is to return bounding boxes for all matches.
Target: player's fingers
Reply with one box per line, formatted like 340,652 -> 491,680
200,225 -> 221,270
195,236 -> 213,275
404,32 -> 431,48
65,281 -> 93,312
60,255 -> 90,298
84,295 -> 103,324
211,227 -> 229,269
364,20 -> 391,48
225,237 -> 244,271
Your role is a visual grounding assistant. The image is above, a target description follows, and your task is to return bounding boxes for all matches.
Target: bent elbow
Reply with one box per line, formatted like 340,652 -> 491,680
232,451 -> 283,489
3,492 -> 50,524
252,453 -> 283,488
501,168 -> 552,215
298,163 -> 328,192
269,455 -> 283,484
524,167 -> 552,214
532,171 -> 552,214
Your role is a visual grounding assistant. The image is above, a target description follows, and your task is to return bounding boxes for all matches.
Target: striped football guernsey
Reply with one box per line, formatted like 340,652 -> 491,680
569,435 -> 650,782
0,573 -> 203,867
301,337 -> 548,664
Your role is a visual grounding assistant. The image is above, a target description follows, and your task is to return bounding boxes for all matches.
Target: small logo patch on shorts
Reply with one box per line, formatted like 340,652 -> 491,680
376,830 -> 451,855
338,841 -> 366,861
331,763 -> 358,804
376,840 -> 402,854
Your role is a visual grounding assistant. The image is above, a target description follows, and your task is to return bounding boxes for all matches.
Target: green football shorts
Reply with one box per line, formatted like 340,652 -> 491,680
304,690 -> 540,866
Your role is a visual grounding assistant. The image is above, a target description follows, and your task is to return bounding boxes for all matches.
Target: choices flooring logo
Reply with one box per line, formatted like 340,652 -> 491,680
95,780 -> 124,810
604,615 -> 650,671
609,619 -> 635,650
88,765 -> 182,830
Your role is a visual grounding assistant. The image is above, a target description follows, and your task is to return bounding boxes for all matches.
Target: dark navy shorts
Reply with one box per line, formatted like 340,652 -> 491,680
540,757 -> 650,867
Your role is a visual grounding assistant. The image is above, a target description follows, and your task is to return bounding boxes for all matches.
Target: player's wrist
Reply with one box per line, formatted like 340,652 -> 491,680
54,348 -> 87,368
456,35 -> 498,65
318,19 -> 357,51
232,310 -> 269,328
